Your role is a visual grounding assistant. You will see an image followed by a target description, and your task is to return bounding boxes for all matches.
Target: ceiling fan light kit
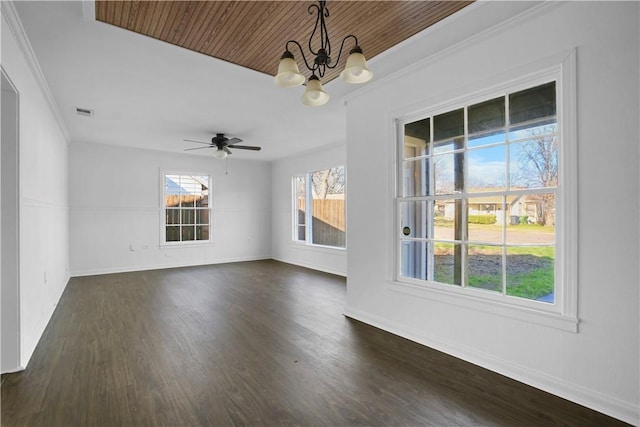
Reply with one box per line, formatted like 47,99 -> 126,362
213,148 -> 228,160
274,0 -> 373,107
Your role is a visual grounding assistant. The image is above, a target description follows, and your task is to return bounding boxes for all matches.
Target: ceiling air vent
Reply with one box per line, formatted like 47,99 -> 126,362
75,107 -> 94,118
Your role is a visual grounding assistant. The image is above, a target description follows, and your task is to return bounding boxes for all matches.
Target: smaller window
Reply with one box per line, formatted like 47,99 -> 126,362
293,167 -> 346,248
163,174 -> 211,244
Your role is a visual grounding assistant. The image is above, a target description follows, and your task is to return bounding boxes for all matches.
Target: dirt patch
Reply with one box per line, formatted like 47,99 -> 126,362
434,254 -> 552,282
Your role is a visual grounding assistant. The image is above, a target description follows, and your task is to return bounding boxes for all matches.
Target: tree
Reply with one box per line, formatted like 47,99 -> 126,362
514,126 -> 558,226
311,167 -> 345,199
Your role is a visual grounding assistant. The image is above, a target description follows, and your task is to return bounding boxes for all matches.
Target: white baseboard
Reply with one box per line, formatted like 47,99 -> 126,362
70,256 -> 271,277
1,366 -> 25,375
271,257 -> 346,277
343,306 -> 639,426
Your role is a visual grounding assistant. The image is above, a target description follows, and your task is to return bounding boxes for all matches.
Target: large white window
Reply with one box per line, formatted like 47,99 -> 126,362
162,173 -> 211,244
396,65 -> 577,328
293,167 -> 346,248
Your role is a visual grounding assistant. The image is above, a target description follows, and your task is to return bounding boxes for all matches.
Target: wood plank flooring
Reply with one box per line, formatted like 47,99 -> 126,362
1,260 -> 629,426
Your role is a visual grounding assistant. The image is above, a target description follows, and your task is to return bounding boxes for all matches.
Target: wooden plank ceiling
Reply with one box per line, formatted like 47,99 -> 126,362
96,1 -> 474,83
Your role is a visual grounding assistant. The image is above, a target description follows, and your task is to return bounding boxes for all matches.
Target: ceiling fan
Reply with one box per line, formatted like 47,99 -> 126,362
184,133 -> 261,159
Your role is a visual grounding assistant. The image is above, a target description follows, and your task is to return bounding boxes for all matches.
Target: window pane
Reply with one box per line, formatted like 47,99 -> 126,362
310,168 -> 345,248
196,209 -> 209,224
294,175 -> 306,242
181,209 -> 195,225
509,82 -> 556,125
400,201 -> 429,239
509,137 -> 558,189
402,159 -> 429,197
434,109 -> 464,142
165,175 -> 180,192
506,193 -> 555,244
297,207 -> 306,226
166,209 -> 180,225
404,118 -> 430,159
433,199 -> 460,241
467,197 -> 502,244
166,226 -> 180,242
195,226 -> 209,241
433,153 -> 464,194
180,195 -> 195,207
506,246 -> 554,303
467,244 -> 502,293
468,96 -> 505,135
434,242 -> 462,286
468,130 -> 506,148
311,198 -> 345,247
509,122 -> 557,142
165,195 -> 180,208
400,240 -> 429,280
181,226 -> 195,241
196,193 -> 208,207
181,176 -> 199,194
433,109 -> 464,154
468,146 -> 506,192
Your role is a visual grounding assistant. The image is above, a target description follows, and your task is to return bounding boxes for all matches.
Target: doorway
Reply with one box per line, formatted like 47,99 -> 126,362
2,68 -> 21,373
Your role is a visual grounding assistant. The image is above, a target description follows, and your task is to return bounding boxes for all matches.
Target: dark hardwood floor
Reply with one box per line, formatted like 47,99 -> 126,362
1,260 -> 629,426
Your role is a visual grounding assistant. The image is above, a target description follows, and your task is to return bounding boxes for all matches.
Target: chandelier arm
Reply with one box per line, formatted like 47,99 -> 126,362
320,1 -> 330,57
307,3 -> 322,56
325,34 -> 359,70
285,39 -> 318,74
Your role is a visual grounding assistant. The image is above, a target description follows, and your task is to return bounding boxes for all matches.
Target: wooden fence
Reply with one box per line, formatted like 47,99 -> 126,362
165,194 -> 206,207
298,199 -> 345,247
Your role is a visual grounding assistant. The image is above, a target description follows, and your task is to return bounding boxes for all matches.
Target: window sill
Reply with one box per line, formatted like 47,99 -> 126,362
291,241 -> 347,253
389,280 -> 579,333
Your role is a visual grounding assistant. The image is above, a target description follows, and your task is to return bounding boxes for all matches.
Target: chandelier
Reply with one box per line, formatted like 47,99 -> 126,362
274,0 -> 373,106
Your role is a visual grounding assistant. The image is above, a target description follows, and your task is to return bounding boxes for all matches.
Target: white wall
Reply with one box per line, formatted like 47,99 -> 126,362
345,2 -> 639,424
271,144 -> 346,276
69,142 -> 271,276
1,6 -> 70,369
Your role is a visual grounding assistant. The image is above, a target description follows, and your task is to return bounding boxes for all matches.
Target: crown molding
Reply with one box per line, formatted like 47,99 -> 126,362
1,1 -> 71,142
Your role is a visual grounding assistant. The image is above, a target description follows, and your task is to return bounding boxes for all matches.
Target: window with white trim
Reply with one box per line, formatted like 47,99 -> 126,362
293,167 -> 346,248
162,173 -> 211,244
397,79 -> 566,311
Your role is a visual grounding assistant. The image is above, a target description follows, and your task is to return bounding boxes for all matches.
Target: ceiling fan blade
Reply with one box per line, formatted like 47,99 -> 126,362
230,145 -> 261,151
184,146 -> 213,151
223,147 -> 232,155
184,139 -> 211,145
226,137 -> 243,146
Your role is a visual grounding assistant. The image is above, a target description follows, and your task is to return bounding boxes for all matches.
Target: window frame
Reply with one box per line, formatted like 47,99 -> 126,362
160,170 -> 213,246
292,166 -> 347,250
392,51 -> 578,332
292,174 -> 308,243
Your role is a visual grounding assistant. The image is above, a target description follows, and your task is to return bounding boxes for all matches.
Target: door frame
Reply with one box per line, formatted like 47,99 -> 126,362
1,67 -> 22,373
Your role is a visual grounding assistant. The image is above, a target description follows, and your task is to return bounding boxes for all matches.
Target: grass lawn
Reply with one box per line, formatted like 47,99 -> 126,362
433,245 -> 554,300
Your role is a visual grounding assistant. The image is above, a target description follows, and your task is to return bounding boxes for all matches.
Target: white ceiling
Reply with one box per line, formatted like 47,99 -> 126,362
12,1 -> 531,162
